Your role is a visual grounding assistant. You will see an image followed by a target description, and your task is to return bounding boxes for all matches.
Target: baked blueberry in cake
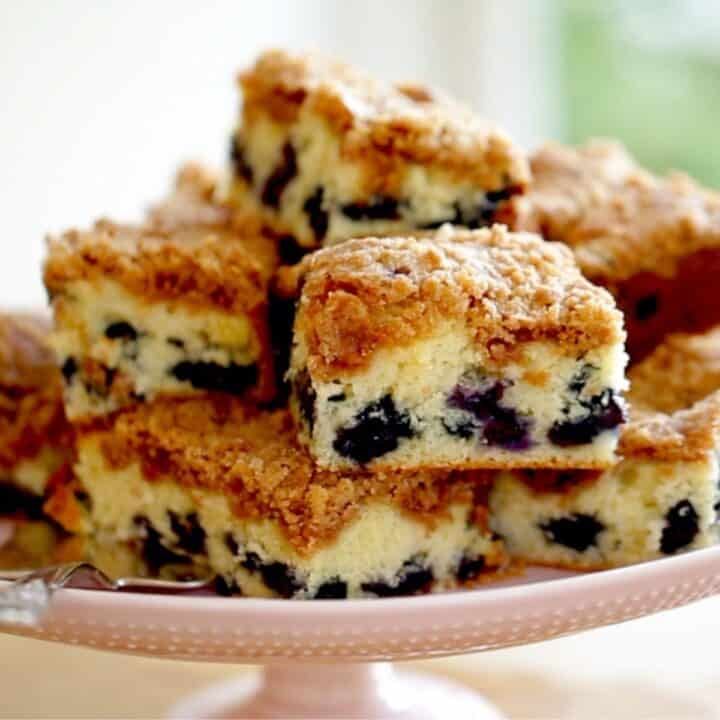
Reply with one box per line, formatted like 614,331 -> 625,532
489,327 -> 720,568
43,170 -> 279,421
228,49 -> 530,248
513,140 -> 720,361
45,397 -> 507,598
288,224 -> 628,471
0,313 -> 71,514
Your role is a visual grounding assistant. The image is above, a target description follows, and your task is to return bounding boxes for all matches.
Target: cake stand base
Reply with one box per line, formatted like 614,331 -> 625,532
168,663 -> 504,720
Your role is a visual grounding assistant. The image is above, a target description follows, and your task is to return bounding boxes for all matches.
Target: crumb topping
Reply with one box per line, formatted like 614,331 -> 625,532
614,326 -> 720,461
147,162 -> 233,231
294,224 -> 625,379
44,217 -> 278,315
0,314 -> 69,467
85,397 -> 487,553
512,139 -> 637,240
514,141 -> 720,283
239,49 -> 530,189
572,172 -> 720,283
628,327 -> 720,414
619,392 -> 720,462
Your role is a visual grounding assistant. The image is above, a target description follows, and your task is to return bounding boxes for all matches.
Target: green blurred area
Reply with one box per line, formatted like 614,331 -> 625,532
560,0 -> 720,188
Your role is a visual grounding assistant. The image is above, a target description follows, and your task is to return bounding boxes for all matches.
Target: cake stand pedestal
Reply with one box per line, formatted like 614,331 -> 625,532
169,663 -> 503,719
3,547 -> 720,719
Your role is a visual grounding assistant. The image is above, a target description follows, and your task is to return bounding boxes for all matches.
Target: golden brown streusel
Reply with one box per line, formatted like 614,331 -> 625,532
513,140 -> 720,283
618,392 -> 720,463
570,172 -> 720,283
146,162 -> 233,231
239,49 -> 530,191
83,396 -> 488,553
0,314 -> 70,469
44,217 -> 278,316
511,139 -> 638,240
511,141 -> 720,360
628,326 -> 720,414
293,224 -> 625,379
618,326 -> 720,462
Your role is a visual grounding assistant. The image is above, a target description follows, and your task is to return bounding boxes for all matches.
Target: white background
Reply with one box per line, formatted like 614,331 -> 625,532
0,0 -> 558,308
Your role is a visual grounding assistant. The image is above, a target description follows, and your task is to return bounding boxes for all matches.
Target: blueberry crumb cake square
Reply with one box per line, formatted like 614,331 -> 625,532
228,49 -> 530,248
43,201 -> 278,421
0,313 -> 70,514
489,327 -> 720,568
46,397 -> 507,599
514,140 -> 720,361
288,224 -> 628,471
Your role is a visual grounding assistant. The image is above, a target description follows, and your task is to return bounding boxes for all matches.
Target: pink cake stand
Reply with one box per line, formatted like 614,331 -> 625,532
2,547 -> 720,719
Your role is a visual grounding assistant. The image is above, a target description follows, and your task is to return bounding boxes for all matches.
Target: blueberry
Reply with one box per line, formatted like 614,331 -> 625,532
362,559 -> 433,597
61,356 -> 78,382
660,500 -> 699,554
103,366 -> 117,389
463,187 -> 519,228
230,136 -> 253,184
224,532 -> 239,556
171,361 -> 258,396
456,555 -> 486,583
105,321 -> 138,340
242,553 -> 304,598
333,395 -> 415,464
303,187 -> 329,242
341,196 -> 400,221
215,575 -> 241,597
261,142 -> 297,208
548,389 -> 625,447
484,410 -> 533,450
74,489 -> 92,511
293,370 -> 316,431
448,379 -> 504,418
447,379 -> 532,450
567,364 -> 596,394
277,234 -> 308,266
133,515 -> 192,570
267,295 -> 296,405
540,513 -> 605,552
419,187 -> 518,230
635,294 -> 659,322
314,579 -> 348,599
0,482 -> 45,519
168,511 -> 206,555
241,551 -> 261,572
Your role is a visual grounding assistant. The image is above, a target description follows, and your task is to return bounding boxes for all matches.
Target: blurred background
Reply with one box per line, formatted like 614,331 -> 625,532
1,0 -> 719,308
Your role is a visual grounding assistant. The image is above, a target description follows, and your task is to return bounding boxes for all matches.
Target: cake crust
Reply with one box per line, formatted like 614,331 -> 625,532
628,327 -> 720,414
147,162 -> 233,231
570,172 -> 720,284
294,224 -> 625,380
44,218 -> 277,316
515,140 -> 720,282
239,49 -> 530,191
511,139 -> 637,240
619,393 -> 720,462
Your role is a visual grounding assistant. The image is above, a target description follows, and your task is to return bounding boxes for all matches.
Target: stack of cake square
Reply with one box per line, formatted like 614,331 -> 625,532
40,51 -> 541,599
6,48 -> 716,598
